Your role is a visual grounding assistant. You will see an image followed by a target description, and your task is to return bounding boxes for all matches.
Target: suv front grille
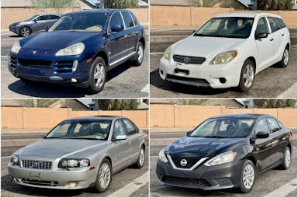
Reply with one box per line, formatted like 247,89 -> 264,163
22,160 -> 52,170
10,56 -> 17,68
173,55 -> 206,64
163,176 -> 210,188
55,60 -> 74,73
18,58 -> 52,68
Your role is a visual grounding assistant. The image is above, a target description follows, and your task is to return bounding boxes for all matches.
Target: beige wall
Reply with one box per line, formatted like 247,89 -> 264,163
150,104 -> 297,128
1,8 -> 148,30
1,107 -> 149,130
150,6 -> 297,28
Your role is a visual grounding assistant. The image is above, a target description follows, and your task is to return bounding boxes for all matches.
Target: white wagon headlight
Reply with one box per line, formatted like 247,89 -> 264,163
210,50 -> 238,65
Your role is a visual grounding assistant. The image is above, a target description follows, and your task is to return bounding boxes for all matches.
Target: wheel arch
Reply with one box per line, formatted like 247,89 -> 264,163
94,50 -> 109,68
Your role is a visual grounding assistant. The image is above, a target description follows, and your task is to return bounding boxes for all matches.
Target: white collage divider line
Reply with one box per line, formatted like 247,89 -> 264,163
108,171 -> 149,197
263,178 -> 297,197
141,84 -> 149,93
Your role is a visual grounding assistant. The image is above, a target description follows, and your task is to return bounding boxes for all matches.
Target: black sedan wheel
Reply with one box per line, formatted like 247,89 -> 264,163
88,57 -> 107,94
279,147 -> 291,170
95,158 -> 112,193
239,160 -> 255,193
19,27 -> 32,37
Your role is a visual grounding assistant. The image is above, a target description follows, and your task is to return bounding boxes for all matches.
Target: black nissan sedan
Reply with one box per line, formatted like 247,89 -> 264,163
156,114 -> 293,193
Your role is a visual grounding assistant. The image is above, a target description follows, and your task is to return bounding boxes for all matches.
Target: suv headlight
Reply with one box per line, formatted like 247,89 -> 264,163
210,50 -> 238,65
11,41 -> 21,54
11,155 -> 20,165
55,42 -> 85,56
204,151 -> 237,166
158,148 -> 168,163
163,46 -> 171,60
58,158 -> 90,168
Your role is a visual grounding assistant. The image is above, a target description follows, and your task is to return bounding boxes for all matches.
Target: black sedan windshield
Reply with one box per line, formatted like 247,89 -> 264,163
46,120 -> 112,140
49,13 -> 108,32
190,118 -> 255,138
194,17 -> 254,38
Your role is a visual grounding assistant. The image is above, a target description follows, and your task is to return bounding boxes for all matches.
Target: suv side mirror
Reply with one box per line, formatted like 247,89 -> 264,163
114,135 -> 127,141
255,33 -> 268,39
111,25 -> 124,32
256,131 -> 269,139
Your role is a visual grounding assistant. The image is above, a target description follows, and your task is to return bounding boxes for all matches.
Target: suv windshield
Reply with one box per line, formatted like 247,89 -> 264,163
194,17 -> 254,38
190,118 -> 255,138
46,120 -> 112,140
49,12 -> 108,32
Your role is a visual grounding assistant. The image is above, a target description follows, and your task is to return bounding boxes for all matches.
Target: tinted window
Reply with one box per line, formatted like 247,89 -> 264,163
109,12 -> 124,30
256,17 -> 269,35
255,119 -> 270,133
130,12 -> 139,26
123,119 -> 138,135
122,11 -> 135,28
113,120 -> 127,138
267,118 -> 281,133
50,15 -> 60,20
277,18 -> 286,29
268,17 -> 280,32
39,15 -> 50,20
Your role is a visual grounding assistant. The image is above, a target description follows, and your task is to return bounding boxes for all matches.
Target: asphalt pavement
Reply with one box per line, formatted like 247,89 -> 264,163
150,28 -> 297,98
1,132 -> 149,197
150,129 -> 297,197
1,27 -> 149,98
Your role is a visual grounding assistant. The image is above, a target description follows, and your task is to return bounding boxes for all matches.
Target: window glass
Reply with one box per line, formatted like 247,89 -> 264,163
268,17 -> 281,32
113,120 -> 127,138
109,12 -> 124,31
48,123 -> 71,138
121,11 -> 134,28
267,118 -> 281,133
39,15 -> 49,20
256,17 -> 269,35
277,18 -> 286,29
123,119 -> 137,135
255,119 -> 270,133
50,15 -> 60,20
130,12 -> 139,26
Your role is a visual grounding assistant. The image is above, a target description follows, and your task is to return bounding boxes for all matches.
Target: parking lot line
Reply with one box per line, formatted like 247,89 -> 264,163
263,178 -> 297,197
141,84 -> 149,93
108,171 -> 148,197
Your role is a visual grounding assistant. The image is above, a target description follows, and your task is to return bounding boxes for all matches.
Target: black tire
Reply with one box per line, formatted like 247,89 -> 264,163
131,42 -> 144,66
95,158 -> 112,193
279,147 -> 291,170
135,146 -> 145,169
19,26 -> 32,37
238,160 -> 255,193
238,59 -> 255,92
279,47 -> 289,68
87,57 -> 107,94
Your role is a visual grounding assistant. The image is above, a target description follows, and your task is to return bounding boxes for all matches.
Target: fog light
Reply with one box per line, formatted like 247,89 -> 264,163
72,60 -> 78,72
219,78 -> 226,84
65,182 -> 77,188
71,78 -> 77,83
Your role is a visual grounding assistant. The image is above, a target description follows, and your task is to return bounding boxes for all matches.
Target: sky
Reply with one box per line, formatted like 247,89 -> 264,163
86,0 -> 97,5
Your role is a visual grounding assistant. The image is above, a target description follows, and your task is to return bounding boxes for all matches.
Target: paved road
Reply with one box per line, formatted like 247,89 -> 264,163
1,133 -> 149,197
150,129 -> 297,197
150,28 -> 297,98
1,28 -> 149,98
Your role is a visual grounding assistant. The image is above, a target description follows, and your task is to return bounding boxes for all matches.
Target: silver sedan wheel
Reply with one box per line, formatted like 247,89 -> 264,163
243,163 -> 255,190
284,148 -> 291,168
20,27 -> 31,37
139,148 -> 145,166
98,163 -> 111,189
137,45 -> 144,63
283,49 -> 289,66
94,63 -> 106,88
243,64 -> 254,88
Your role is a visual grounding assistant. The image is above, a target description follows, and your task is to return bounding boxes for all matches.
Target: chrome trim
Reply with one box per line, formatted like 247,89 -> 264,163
109,51 -> 136,69
167,155 -> 208,171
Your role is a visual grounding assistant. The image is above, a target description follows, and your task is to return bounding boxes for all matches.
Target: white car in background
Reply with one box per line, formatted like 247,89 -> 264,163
159,13 -> 291,92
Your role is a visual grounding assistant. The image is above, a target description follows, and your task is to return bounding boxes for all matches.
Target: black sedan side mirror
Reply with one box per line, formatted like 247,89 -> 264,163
256,131 -> 269,139
255,33 -> 268,40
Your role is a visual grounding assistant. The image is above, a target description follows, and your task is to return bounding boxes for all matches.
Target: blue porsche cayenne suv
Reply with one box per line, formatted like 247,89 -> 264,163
8,9 -> 145,93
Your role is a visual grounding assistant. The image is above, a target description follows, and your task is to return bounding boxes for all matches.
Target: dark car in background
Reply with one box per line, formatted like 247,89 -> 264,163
9,14 -> 61,37
156,114 -> 293,193
8,9 -> 145,93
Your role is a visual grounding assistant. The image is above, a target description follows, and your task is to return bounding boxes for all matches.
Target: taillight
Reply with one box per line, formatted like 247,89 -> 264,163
289,131 -> 293,138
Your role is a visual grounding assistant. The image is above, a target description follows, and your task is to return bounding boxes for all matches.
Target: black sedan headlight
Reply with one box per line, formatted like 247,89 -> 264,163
58,158 -> 90,168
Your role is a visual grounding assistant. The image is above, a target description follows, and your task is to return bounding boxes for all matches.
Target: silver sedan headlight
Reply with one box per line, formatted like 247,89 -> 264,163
158,148 -> 168,163
10,155 -> 20,165
55,42 -> 85,56
11,41 -> 21,54
210,50 -> 238,65
58,158 -> 90,168
204,151 -> 237,166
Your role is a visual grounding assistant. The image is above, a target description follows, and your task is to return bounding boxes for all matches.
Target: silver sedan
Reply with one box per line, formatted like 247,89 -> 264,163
8,116 -> 147,192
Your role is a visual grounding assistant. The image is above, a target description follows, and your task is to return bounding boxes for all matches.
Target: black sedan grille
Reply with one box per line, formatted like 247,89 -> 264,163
163,176 -> 210,188
173,55 -> 206,64
18,58 -> 52,68
21,160 -> 52,170
55,60 -> 74,73
171,156 -> 201,169
21,179 -> 58,187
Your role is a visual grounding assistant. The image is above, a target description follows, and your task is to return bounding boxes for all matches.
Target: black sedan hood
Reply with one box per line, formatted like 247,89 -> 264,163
167,136 -> 245,157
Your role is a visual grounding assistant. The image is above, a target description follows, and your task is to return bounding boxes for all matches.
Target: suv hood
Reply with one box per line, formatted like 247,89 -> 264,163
167,136 -> 245,157
15,139 -> 107,158
172,36 -> 244,59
